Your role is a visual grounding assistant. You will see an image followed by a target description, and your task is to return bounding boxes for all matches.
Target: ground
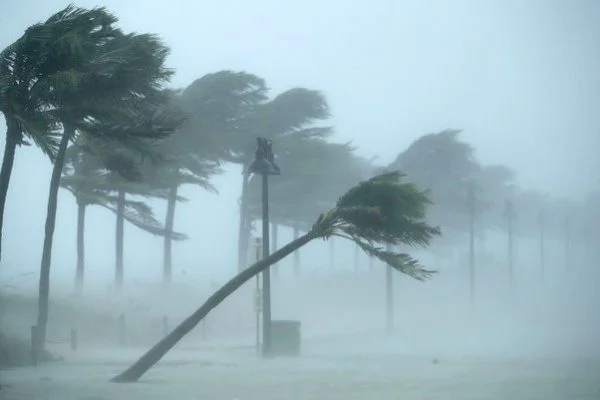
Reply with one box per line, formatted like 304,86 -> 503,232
2,267 -> 599,399
1,336 -> 599,400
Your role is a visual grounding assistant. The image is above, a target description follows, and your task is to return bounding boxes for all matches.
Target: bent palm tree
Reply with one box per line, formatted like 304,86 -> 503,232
29,5 -> 177,353
111,171 -> 441,382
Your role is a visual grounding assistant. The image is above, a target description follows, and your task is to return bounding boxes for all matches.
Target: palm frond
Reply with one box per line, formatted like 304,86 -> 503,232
307,171 -> 441,280
353,240 -> 436,281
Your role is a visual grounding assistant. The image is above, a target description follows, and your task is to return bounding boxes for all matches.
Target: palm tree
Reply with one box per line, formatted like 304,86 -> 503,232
22,5 -> 177,353
244,140 -> 368,272
167,71 -> 268,274
139,148 -> 221,285
0,14 -> 65,260
389,129 -> 481,232
111,171 -> 440,382
235,89 -> 333,270
61,143 -> 188,293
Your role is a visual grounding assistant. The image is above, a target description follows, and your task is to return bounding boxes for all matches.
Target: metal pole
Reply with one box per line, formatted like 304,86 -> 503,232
385,243 -> 393,334
255,275 -> 261,357
565,216 -> 570,270
261,173 -> 272,357
255,238 -> 262,357
539,210 -> 545,280
508,203 -> 514,287
467,183 -> 476,307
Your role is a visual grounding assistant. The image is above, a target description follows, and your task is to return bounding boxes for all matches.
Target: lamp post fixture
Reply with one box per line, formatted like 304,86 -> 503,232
247,137 -> 280,358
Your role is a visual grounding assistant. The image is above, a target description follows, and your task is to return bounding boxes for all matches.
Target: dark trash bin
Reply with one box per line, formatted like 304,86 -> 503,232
270,320 -> 301,356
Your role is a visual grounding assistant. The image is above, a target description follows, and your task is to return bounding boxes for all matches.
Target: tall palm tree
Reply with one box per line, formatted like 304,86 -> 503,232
19,5 -> 178,353
0,15 -> 64,260
111,171 -> 441,382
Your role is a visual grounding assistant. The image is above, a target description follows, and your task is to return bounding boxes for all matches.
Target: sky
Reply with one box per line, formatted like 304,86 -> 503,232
0,0 -> 599,289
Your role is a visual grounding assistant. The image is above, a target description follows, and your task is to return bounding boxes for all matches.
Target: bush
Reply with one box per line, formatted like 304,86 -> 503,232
0,333 -> 56,368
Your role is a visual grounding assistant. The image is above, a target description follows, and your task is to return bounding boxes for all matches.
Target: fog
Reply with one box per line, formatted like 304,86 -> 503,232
1,0 -> 600,399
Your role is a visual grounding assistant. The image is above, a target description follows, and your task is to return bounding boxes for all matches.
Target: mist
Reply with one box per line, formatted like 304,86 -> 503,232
1,0 -> 600,399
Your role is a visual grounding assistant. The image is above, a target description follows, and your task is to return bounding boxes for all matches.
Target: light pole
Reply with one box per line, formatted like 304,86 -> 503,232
466,181 -> 476,307
248,137 -> 280,358
504,199 -> 516,287
385,243 -> 394,334
564,215 -> 571,270
253,237 -> 262,357
538,210 -> 545,280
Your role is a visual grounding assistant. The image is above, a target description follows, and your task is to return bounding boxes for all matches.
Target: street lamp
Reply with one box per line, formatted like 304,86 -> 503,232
504,199 -> 516,287
466,181 -> 476,307
385,243 -> 394,334
247,137 -> 280,358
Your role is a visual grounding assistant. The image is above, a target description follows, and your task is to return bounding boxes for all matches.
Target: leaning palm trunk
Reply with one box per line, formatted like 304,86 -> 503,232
163,185 -> 178,284
74,201 -> 86,294
111,172 -> 440,383
115,189 -> 125,292
36,125 -> 73,354
0,120 -> 20,262
112,231 -> 316,382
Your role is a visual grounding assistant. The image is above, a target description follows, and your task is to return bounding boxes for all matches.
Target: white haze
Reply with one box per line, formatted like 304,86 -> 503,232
1,0 -> 600,399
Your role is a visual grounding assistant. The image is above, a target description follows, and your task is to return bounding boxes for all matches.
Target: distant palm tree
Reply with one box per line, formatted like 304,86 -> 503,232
139,146 -> 221,285
61,143 -> 187,293
171,71 -> 267,276
111,171 -> 441,382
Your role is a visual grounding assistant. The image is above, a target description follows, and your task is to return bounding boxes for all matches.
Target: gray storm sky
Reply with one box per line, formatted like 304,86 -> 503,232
0,0 -> 598,286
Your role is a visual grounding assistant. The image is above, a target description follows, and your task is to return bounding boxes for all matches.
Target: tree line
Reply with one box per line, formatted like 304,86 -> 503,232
0,4 -> 592,380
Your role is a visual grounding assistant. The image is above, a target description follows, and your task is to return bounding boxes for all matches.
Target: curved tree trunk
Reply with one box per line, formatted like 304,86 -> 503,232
36,125 -> 73,354
115,189 -> 125,293
74,201 -> 86,294
111,230 -> 316,383
0,119 -> 20,262
237,171 -> 250,272
163,185 -> 178,285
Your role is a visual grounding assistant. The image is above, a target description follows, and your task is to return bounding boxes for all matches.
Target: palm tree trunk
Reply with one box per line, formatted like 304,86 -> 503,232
75,201 -> 86,294
36,125 -> 73,354
293,223 -> 300,276
111,230 -> 316,383
116,189 -> 125,293
0,119 -> 19,262
163,185 -> 178,285
237,171 -> 250,272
